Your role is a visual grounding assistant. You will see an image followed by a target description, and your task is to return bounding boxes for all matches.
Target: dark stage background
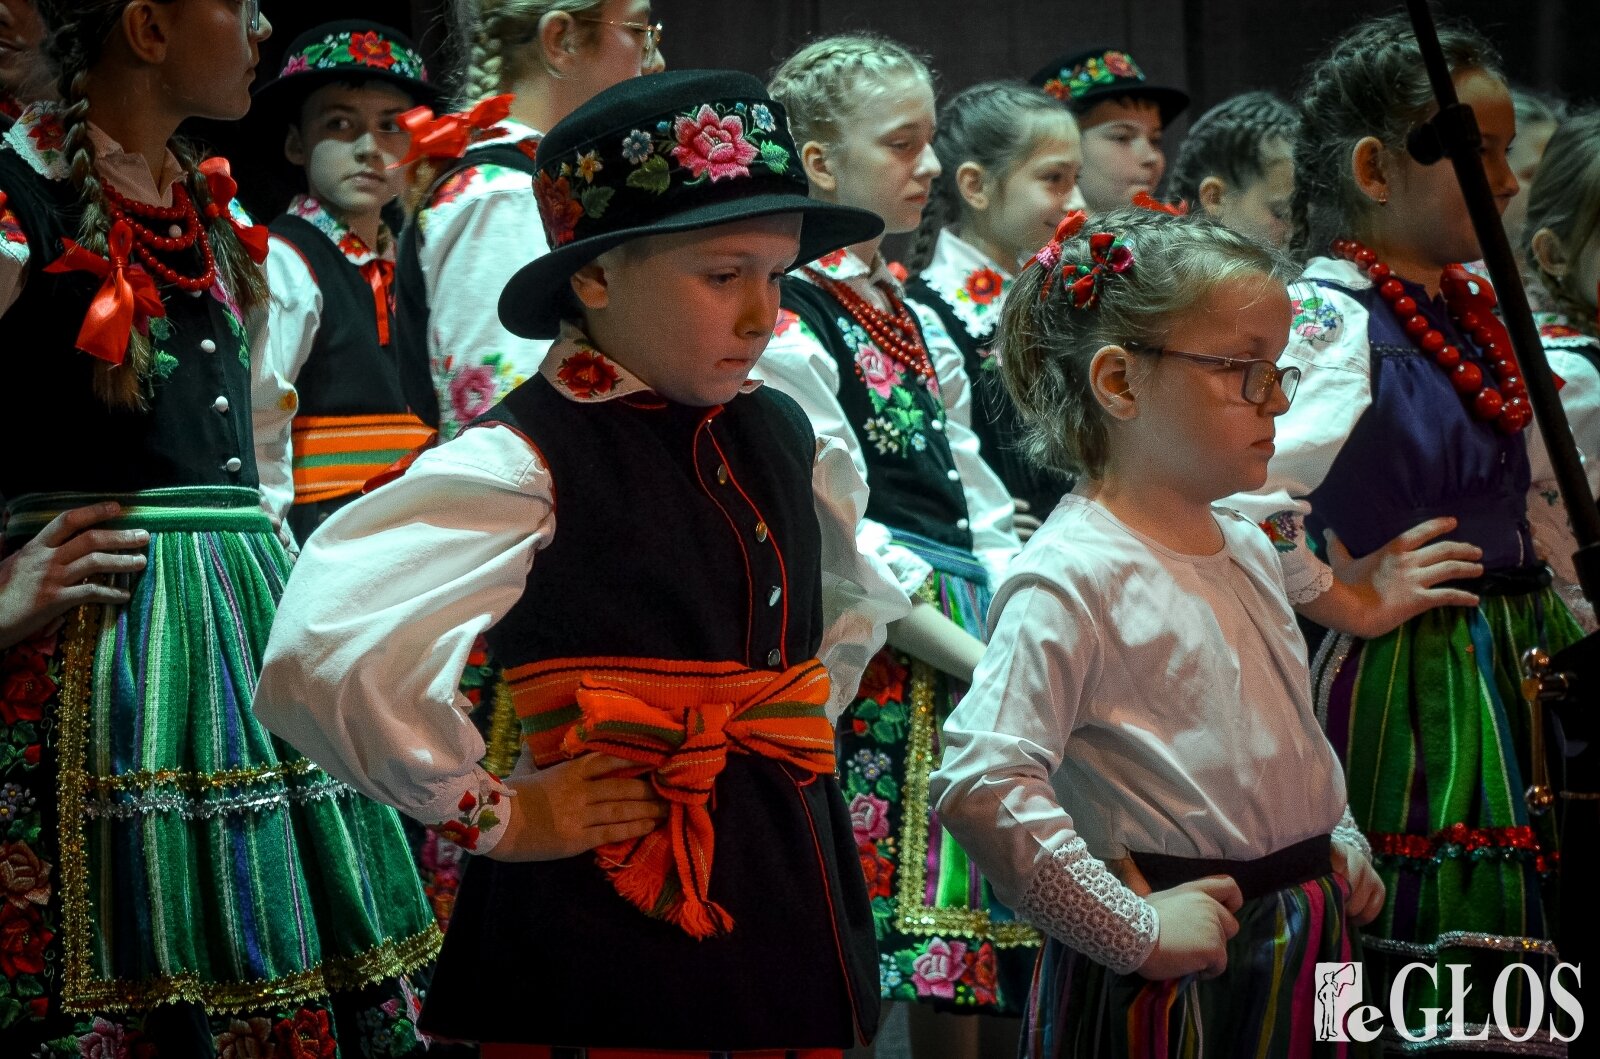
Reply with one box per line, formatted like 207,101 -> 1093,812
216,0 -> 1596,218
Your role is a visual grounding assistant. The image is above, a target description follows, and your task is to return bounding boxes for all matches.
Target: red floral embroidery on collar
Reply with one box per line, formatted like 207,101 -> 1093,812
25,111 -> 64,154
816,248 -> 848,271
964,267 -> 1004,305
774,308 -> 801,338
556,349 -> 621,399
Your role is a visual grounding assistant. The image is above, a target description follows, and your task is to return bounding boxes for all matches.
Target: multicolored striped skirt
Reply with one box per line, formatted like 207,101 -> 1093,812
1313,585 -> 1579,1048
0,487 -> 440,1057
840,529 -> 1038,1015
1022,874 -> 1364,1057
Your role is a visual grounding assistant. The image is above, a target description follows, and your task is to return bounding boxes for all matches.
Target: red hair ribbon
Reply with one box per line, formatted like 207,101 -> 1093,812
44,220 -> 166,365
394,94 -> 516,167
198,157 -> 270,264
1027,209 -> 1089,276
1132,191 -> 1188,216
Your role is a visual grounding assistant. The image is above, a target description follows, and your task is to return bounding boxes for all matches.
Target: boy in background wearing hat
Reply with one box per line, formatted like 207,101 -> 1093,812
254,69 -> 908,1052
1030,48 -> 1189,215
250,20 -> 439,546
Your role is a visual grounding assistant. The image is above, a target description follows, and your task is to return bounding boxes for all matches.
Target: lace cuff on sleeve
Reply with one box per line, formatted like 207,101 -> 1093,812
1017,836 -> 1159,975
1333,806 -> 1371,861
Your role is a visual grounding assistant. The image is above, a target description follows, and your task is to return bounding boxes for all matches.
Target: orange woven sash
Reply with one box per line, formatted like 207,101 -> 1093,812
509,657 -> 836,939
290,412 -> 435,505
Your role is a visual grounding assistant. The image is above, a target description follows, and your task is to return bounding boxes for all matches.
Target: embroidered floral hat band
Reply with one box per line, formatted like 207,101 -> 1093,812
1027,47 -> 1189,124
499,69 -> 883,339
251,20 -> 440,121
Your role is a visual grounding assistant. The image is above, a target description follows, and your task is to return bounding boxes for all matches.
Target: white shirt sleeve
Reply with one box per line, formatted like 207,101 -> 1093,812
914,300 -> 1020,591
1225,279 -> 1374,604
931,571 -> 1158,974
1524,347 -> 1600,631
812,434 -> 914,719
254,236 -> 320,541
252,423 -> 555,853
754,315 -> 933,598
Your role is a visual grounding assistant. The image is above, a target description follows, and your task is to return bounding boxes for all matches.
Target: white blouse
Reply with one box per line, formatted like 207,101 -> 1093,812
931,494 -> 1350,973
253,327 -> 910,855
754,247 -> 1020,594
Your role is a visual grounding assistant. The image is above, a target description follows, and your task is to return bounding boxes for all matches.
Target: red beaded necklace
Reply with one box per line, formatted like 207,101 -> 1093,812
100,180 -> 218,293
805,267 -> 936,383
1332,238 -> 1531,434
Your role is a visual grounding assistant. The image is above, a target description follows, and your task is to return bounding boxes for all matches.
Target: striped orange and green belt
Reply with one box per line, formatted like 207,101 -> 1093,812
508,656 -> 836,939
290,412 -> 435,505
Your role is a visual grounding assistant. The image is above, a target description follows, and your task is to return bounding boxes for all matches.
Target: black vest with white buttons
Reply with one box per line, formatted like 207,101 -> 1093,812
0,150 -> 258,500
422,375 -> 880,1047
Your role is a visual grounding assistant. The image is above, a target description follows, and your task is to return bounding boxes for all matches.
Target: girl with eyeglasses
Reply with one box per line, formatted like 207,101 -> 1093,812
394,0 -> 665,442
931,207 -> 1383,1057
0,1 -> 440,1054
1227,14 -> 1584,1047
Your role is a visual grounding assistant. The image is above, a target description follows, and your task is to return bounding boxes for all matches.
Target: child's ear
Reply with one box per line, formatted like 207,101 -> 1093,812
284,126 -> 307,168
955,161 -> 989,211
1197,175 -> 1227,218
800,141 -> 835,194
1351,136 -> 1391,207
119,0 -> 170,64
570,260 -> 610,310
536,10 -> 580,74
1089,344 -> 1140,421
1530,227 -> 1569,278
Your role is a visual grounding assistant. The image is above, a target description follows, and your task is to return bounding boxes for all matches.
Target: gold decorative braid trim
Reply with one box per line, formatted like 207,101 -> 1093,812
482,673 -> 520,778
85,758 -> 324,794
62,925 -> 444,1016
892,658 -> 1039,947
57,603 -> 101,1018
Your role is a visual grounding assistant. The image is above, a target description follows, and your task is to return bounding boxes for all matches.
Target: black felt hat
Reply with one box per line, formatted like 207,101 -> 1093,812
251,20 -> 440,123
498,69 -> 884,340
1028,47 -> 1189,125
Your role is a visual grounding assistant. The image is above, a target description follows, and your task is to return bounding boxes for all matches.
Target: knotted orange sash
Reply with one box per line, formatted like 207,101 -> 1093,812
509,657 -> 836,940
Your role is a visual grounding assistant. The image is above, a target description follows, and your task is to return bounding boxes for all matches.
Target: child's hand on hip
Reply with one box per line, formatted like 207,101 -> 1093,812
487,753 -> 667,862
1136,875 -> 1243,981
1332,838 -> 1386,927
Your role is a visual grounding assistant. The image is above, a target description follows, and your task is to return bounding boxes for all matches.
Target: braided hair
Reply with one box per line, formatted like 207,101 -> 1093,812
903,80 -> 1075,278
1289,13 -> 1501,263
452,0 -> 604,106
768,32 -> 933,155
1167,91 -> 1297,208
38,0 -> 267,410
996,209 -> 1291,479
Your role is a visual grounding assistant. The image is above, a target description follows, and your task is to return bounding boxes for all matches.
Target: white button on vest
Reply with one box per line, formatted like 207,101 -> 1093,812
200,339 -> 217,353
188,289 -> 203,297
930,419 -> 944,431
212,396 -> 230,414
224,457 -> 242,473
716,464 -> 728,485
946,468 -> 959,481
754,521 -> 768,543
956,518 -> 970,531
768,585 -> 781,606
168,224 -> 182,238
767,648 -> 781,666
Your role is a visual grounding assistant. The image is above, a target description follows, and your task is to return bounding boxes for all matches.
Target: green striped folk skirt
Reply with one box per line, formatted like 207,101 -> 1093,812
0,488 -> 440,1056
840,530 -> 1038,1016
1313,586 -> 1580,1048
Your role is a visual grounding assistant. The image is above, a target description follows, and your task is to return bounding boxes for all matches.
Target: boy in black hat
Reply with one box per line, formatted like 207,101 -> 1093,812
1029,47 -> 1189,215
254,69 -> 907,1051
251,20 -> 440,545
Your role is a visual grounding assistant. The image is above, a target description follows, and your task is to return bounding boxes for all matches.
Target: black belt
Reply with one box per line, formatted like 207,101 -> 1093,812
1448,563 -> 1551,598
1130,833 -> 1332,902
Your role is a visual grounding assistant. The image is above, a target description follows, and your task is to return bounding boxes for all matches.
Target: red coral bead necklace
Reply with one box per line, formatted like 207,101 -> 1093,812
1331,237 -> 1531,434
101,179 -> 218,293
805,267 -> 936,384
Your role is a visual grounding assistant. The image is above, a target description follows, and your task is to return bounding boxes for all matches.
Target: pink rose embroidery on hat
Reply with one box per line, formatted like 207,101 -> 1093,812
672,105 -> 759,183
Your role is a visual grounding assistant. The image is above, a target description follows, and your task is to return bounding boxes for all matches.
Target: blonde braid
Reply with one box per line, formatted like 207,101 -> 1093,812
176,138 -> 267,315
768,33 -> 933,149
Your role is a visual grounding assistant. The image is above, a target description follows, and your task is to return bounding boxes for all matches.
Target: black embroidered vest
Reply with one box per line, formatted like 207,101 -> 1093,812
421,377 -> 879,1048
908,276 -> 1074,520
781,276 -> 974,550
0,150 -> 258,501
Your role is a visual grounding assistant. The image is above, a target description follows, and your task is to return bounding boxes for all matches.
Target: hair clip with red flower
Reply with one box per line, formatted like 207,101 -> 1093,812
1131,191 -> 1188,217
394,95 -> 516,167
1056,231 -> 1135,310
1027,209 -> 1089,283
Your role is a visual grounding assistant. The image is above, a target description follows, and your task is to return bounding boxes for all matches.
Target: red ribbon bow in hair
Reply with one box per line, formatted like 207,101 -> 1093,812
1027,210 -> 1089,277
394,94 -> 516,167
1132,191 -> 1188,216
198,157 -> 270,264
1059,231 -> 1135,309
44,220 -> 166,365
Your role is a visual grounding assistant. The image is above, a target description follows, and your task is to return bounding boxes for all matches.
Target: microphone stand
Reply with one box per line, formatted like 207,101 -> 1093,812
1405,0 -> 1598,983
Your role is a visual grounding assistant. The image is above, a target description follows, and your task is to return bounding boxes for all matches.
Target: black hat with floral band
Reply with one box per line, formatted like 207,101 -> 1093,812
498,68 -> 884,339
251,20 -> 441,123
1028,47 -> 1189,125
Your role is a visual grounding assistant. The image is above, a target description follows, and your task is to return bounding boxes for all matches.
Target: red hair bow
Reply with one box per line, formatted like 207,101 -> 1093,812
44,220 -> 166,365
1132,191 -> 1187,216
394,94 -> 516,167
1027,210 -> 1089,275
198,157 -> 270,264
